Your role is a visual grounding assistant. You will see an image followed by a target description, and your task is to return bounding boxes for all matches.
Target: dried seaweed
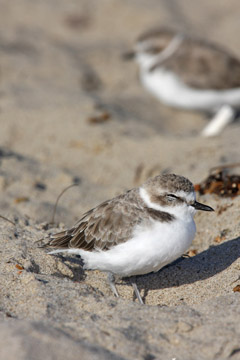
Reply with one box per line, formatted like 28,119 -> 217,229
195,164 -> 240,197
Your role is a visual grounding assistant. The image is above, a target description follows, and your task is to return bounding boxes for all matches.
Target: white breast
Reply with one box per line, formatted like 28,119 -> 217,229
78,215 -> 196,278
141,68 -> 240,112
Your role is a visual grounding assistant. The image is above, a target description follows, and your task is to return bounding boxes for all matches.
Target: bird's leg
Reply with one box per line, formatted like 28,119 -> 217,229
107,272 -> 119,298
201,104 -> 235,137
131,278 -> 144,305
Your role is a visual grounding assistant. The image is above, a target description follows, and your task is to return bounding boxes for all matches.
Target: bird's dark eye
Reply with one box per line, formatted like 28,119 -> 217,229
166,194 -> 178,201
148,46 -> 163,54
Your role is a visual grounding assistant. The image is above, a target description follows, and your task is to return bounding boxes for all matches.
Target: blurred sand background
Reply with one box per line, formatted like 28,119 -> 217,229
0,0 -> 240,359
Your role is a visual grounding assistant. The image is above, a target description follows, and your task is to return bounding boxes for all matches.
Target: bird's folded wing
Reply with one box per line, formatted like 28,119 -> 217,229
49,195 -> 143,251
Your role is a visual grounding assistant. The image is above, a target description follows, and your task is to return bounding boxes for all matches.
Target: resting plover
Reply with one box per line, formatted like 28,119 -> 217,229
48,174 -> 214,304
124,28 -> 240,136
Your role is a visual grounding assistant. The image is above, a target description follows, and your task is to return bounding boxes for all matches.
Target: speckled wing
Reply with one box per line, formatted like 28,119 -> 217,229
159,38 -> 240,90
49,192 -> 143,252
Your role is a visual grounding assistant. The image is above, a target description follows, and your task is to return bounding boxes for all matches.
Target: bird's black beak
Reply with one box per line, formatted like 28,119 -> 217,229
122,51 -> 136,60
192,201 -> 214,212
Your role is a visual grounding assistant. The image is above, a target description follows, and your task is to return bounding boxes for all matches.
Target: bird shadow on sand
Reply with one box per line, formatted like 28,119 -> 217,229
51,255 -> 86,282
131,236 -> 240,301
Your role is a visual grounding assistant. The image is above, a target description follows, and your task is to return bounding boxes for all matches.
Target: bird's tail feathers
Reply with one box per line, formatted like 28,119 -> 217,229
48,248 -> 83,255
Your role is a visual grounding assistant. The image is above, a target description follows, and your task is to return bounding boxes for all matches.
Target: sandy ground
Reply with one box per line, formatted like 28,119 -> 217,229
1,1 -> 240,359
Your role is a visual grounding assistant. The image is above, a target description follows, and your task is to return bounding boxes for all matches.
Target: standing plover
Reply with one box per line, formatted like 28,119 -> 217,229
48,174 -> 214,304
124,28 -> 240,136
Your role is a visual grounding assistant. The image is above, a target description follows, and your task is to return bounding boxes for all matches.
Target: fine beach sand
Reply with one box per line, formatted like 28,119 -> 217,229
0,1 -> 240,359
